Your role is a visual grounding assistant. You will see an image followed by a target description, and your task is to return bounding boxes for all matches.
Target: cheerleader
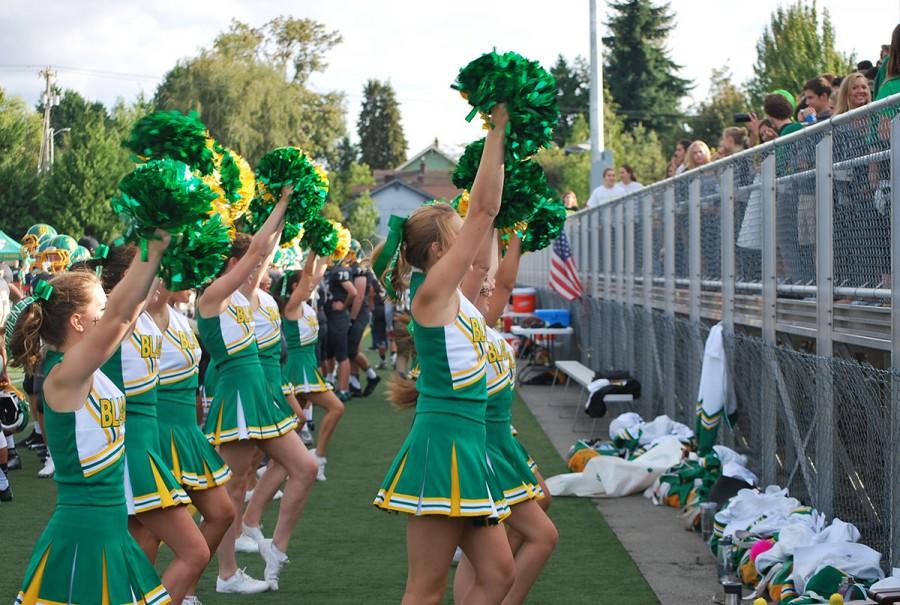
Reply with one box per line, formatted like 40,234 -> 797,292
93,245 -> 206,605
9,233 -> 172,605
373,104 -> 515,604
454,233 -> 558,605
278,252 -> 344,480
146,284 -> 236,603
197,186 -> 317,593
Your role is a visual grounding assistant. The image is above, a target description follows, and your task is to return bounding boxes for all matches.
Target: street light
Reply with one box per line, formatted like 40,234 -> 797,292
49,127 -> 71,168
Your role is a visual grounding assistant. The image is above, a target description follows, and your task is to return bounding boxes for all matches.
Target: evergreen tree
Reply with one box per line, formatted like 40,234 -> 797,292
0,89 -> 43,237
346,192 -> 380,243
357,79 -> 407,170
602,0 -> 691,137
748,1 -> 854,105
690,67 -> 750,147
551,55 -> 590,146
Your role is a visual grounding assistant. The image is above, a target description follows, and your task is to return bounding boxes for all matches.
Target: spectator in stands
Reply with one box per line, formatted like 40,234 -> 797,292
586,167 -> 623,208
798,76 -> 834,123
758,119 -> 778,143
834,72 -> 872,115
562,191 -> 579,214
665,158 -> 677,178
876,24 -> 900,101
673,138 -> 691,174
618,165 -> 643,195
748,93 -> 802,146
713,127 -> 749,160
684,141 -> 711,171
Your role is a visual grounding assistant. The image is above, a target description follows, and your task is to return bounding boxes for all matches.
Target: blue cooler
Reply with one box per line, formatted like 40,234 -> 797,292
534,309 -> 571,327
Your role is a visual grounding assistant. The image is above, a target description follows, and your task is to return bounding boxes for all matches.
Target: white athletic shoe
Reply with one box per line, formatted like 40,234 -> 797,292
299,426 -> 314,445
259,539 -> 289,591
215,568 -> 270,594
234,534 -> 259,553
452,546 -> 463,565
38,456 -> 55,478
242,523 -> 266,547
273,489 -> 283,500
183,595 -> 203,605
312,450 -> 327,481
243,489 -> 254,503
256,466 -> 267,479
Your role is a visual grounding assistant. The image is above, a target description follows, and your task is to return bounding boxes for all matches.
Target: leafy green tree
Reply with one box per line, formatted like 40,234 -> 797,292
333,136 -> 359,173
602,0 -> 691,138
0,89 -> 43,237
357,79 -> 407,170
551,55 -> 590,146
43,89 -> 108,153
690,67 -> 750,147
346,192 -> 380,243
748,1 -> 854,105
155,18 -> 346,165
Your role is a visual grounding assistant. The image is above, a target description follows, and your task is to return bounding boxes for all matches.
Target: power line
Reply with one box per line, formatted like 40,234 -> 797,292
0,64 -> 161,81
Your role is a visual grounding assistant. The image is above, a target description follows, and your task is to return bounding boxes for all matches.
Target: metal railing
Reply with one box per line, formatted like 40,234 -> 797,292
519,94 -> 900,565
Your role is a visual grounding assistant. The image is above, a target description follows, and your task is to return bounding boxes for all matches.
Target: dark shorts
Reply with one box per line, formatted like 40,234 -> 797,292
371,305 -> 387,347
22,373 -> 44,413
348,309 -> 371,358
326,310 -> 350,362
317,310 -> 328,363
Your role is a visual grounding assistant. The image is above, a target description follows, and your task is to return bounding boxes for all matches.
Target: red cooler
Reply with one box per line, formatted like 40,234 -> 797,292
511,287 -> 537,313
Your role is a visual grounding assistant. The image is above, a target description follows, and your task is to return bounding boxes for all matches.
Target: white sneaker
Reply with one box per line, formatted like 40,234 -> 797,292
38,456 -> 55,478
273,489 -> 283,500
234,534 -> 259,553
313,450 -> 327,481
215,568 -> 270,594
256,466 -> 267,479
299,426 -> 314,445
242,523 -> 266,547
244,489 -> 254,503
452,546 -> 463,566
183,596 -> 203,605
259,539 -> 289,591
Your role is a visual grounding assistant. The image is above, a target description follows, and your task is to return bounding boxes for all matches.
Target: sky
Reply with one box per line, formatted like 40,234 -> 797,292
1,0 -> 896,157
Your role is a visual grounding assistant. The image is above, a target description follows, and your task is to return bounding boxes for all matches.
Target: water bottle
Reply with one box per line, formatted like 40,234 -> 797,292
699,502 -> 718,543
717,536 -> 735,584
722,580 -> 742,605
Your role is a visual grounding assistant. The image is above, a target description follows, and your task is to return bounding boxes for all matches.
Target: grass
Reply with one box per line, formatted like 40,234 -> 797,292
2,361 -> 656,604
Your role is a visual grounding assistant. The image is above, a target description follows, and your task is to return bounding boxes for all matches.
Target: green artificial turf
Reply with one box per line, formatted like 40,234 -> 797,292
2,366 -> 656,604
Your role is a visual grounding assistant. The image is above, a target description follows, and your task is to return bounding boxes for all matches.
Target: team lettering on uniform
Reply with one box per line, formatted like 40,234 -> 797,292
139,334 -> 163,359
233,306 -> 253,325
175,330 -> 197,351
99,395 -> 127,428
486,341 -> 509,364
469,317 -> 487,343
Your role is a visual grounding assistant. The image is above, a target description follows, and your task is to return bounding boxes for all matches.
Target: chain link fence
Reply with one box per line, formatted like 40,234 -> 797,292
519,94 -> 900,566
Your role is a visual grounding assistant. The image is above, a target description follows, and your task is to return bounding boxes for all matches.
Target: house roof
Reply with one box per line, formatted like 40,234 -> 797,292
369,178 -> 437,201
394,138 -> 458,172
368,170 -> 461,203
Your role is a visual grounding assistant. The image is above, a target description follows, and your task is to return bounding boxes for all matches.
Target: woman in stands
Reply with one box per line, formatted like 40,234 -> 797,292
373,104 -> 515,604
9,233 -> 173,605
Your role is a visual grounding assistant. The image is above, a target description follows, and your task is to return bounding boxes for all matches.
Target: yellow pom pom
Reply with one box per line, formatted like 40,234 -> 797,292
457,190 -> 469,218
330,221 -> 352,261
567,448 -> 598,472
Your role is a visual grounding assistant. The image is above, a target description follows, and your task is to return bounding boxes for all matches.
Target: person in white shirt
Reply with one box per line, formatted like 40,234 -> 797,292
586,168 -> 624,208
618,165 -> 643,195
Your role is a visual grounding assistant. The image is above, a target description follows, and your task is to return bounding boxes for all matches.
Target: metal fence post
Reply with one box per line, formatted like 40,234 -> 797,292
580,211 -> 590,290
688,176 -> 702,418
625,199 -> 635,374
642,194 -> 655,416
815,130 -> 834,520
890,114 -> 900,567
614,202 -> 626,371
760,152 -> 777,487
590,209 -> 600,297
720,165 -> 735,448
603,204 -> 613,369
664,185 -> 676,419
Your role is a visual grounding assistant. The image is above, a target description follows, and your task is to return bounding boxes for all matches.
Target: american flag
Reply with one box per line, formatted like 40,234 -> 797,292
549,232 -> 584,301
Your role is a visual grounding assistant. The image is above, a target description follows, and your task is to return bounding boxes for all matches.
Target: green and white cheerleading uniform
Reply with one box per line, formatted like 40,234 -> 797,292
253,289 -> 293,403
200,291 -> 298,445
374,288 -> 510,523
157,305 -> 231,490
15,351 -> 171,605
103,312 -> 190,515
282,301 -> 331,395
484,327 -> 543,505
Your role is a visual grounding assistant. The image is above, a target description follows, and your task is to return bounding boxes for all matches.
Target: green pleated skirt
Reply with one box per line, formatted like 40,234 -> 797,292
374,411 -> 511,523
125,411 -> 191,515
157,387 -> 232,491
15,503 -> 171,605
510,424 -> 539,473
203,360 -> 298,445
486,420 -> 544,505
284,344 -> 331,395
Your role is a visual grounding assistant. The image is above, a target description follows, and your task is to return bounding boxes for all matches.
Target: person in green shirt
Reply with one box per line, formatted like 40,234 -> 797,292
876,25 -> 900,100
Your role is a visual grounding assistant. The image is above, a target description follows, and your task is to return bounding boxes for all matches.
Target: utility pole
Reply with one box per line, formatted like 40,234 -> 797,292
589,0 -> 613,193
37,67 -> 58,175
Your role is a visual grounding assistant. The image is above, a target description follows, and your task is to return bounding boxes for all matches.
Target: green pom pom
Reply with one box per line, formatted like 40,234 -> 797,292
300,215 -> 339,257
112,159 -> 218,243
282,222 -> 303,244
522,190 -> 567,253
452,50 -> 559,161
250,147 -> 329,231
158,214 -> 232,290
453,138 -> 546,228
126,110 -> 216,175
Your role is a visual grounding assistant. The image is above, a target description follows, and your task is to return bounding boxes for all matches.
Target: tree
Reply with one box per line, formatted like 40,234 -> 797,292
43,89 -> 108,153
0,89 -> 43,237
748,1 -> 854,105
602,0 -> 691,138
333,136 -> 359,174
690,67 -> 750,147
155,18 -> 346,165
357,79 -> 407,170
551,55 -> 590,146
346,192 -> 380,243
